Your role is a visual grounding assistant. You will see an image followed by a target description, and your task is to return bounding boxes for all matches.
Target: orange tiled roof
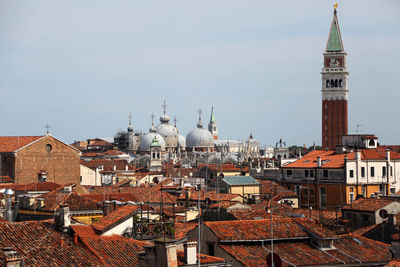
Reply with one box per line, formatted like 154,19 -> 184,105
0,221 -> 102,266
83,192 -> 139,203
40,190 -> 100,211
341,198 -> 394,212
176,250 -> 225,266
14,182 -> 62,192
71,224 -> 149,266
80,159 -> 135,171
220,234 -> 391,266
284,148 -> 400,169
174,222 -> 198,240
0,136 -> 43,152
92,205 -> 139,233
205,218 -> 308,241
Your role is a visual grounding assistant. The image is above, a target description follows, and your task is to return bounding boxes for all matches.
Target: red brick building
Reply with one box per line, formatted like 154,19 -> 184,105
0,135 -> 81,184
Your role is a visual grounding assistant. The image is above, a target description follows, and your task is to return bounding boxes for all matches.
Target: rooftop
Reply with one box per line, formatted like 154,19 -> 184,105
222,176 -> 260,186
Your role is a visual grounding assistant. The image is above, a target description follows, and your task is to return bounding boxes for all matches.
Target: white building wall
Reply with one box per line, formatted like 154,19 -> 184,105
346,160 -> 400,192
80,164 -> 101,186
101,216 -> 134,236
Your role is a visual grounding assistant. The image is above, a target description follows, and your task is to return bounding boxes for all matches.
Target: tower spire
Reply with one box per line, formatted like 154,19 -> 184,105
197,108 -> 203,128
326,3 -> 344,52
208,107 -> 218,140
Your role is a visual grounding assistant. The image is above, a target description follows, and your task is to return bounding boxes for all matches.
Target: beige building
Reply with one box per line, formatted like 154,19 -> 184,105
222,176 -> 260,199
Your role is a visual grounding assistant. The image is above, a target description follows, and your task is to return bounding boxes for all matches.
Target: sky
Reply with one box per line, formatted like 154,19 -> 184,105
0,0 -> 399,147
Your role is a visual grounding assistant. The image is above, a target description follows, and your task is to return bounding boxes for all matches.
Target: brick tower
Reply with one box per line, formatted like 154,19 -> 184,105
321,5 -> 348,150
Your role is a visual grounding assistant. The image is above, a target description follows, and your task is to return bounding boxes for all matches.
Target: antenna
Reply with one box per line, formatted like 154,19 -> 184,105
128,113 -> 133,126
356,124 -> 364,133
198,108 -> 202,121
45,123 -> 51,135
162,100 -> 167,114
151,113 -> 155,126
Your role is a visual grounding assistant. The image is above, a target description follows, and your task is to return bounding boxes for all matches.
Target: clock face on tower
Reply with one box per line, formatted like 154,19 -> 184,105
324,56 -> 344,68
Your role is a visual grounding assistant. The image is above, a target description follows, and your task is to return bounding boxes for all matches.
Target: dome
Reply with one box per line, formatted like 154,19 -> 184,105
139,132 -> 166,152
186,128 -> 214,148
178,134 -> 186,149
160,114 -> 170,124
156,123 -> 178,147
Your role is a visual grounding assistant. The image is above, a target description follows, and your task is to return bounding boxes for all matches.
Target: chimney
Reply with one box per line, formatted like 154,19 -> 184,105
317,157 -> 322,168
4,189 -> 14,222
154,238 -> 177,267
386,149 -> 391,162
55,204 -> 70,232
2,247 -> 24,267
184,240 -> 197,265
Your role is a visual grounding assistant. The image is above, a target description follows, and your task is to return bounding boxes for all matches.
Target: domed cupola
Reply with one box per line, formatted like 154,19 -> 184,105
155,100 -> 178,150
186,108 -> 215,152
139,113 -> 166,152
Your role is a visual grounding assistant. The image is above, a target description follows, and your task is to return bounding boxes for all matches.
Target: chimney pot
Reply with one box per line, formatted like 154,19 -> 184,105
184,240 -> 197,265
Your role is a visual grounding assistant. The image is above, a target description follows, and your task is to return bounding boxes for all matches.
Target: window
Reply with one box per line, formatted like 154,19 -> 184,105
309,188 -> 314,196
286,170 -> 292,176
391,188 -> 396,194
369,139 -> 375,146
324,126 -> 328,131
310,170 -> 314,177
383,166 -> 387,177
379,184 -> 385,194
349,170 -> 354,178
361,186 -> 366,197
361,167 -> 365,177
295,185 -> 300,196
305,170 -> 309,177
324,115 -> 328,120
323,170 -> 329,178
349,192 -> 354,203
390,166 -> 393,176
207,243 -> 215,256
320,187 -> 327,208
324,104 -> 328,109
371,167 -> 375,177
45,144 -> 52,152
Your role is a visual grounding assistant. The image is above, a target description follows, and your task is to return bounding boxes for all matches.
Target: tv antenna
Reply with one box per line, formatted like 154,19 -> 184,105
45,123 -> 51,135
356,124 -> 364,133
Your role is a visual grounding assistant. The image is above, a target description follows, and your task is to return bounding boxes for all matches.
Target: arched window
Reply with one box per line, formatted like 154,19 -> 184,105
369,139 -> 375,147
326,80 -> 330,88
331,79 -> 334,87
339,79 -> 342,87
334,79 -> 338,87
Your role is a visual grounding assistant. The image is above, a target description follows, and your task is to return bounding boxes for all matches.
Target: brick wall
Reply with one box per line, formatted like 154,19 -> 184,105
13,136 -> 80,185
322,100 -> 348,150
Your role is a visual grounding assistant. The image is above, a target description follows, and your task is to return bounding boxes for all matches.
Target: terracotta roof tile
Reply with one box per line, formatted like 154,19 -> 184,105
92,205 -> 139,233
83,192 -> 139,203
0,221 -> 102,266
14,182 -> 62,192
220,234 -> 391,266
176,250 -> 225,266
0,136 -> 43,152
40,190 -> 100,211
205,218 -> 308,241
174,222 -> 198,240
341,198 -> 394,212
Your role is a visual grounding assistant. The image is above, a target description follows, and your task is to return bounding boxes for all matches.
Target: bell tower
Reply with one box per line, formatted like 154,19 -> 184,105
321,4 -> 348,150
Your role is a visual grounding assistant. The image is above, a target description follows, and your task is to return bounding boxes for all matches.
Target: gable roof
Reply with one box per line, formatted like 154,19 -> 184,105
92,205 -> 139,233
40,190 -> 100,212
0,136 -> 43,153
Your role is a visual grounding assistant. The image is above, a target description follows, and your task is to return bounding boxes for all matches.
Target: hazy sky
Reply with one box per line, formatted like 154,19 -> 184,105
0,1 -> 399,147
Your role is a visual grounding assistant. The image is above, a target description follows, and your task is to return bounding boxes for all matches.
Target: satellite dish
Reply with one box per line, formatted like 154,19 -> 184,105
266,253 -> 282,267
379,209 -> 389,219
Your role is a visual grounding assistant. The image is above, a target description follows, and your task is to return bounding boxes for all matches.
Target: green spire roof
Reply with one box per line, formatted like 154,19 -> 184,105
210,107 -> 215,123
326,10 -> 344,52
150,136 -> 161,148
